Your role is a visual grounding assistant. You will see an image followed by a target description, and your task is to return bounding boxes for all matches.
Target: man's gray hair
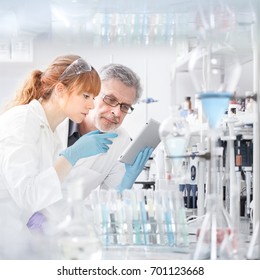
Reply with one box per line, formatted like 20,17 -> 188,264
99,63 -> 142,104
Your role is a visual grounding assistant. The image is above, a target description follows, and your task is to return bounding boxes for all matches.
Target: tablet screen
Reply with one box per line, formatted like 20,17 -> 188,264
119,118 -> 161,165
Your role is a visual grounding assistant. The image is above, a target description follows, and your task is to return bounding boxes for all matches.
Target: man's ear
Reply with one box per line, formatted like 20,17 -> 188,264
54,82 -> 66,97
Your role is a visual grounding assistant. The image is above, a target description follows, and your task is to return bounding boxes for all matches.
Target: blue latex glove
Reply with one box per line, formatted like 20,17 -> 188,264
27,212 -> 46,232
60,130 -> 118,166
117,147 -> 154,193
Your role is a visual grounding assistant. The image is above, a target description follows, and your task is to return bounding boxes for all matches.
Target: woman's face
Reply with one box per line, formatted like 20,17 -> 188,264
61,88 -> 95,123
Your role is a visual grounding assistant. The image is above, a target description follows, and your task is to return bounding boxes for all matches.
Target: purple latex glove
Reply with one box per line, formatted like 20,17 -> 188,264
26,212 -> 46,232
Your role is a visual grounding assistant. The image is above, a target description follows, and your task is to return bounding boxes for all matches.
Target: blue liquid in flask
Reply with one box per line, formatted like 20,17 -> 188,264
200,92 -> 232,128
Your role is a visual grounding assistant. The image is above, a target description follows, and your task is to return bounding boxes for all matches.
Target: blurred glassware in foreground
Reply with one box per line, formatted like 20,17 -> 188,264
54,183 -> 102,260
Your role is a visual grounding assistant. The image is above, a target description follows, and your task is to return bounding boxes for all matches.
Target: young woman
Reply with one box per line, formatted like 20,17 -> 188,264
0,54 -> 117,224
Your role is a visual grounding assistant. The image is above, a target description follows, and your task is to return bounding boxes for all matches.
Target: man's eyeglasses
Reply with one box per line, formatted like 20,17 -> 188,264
101,93 -> 134,114
59,58 -> 92,80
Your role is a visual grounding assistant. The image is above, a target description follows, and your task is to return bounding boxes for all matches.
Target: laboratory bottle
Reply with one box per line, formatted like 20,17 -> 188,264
54,184 -> 102,260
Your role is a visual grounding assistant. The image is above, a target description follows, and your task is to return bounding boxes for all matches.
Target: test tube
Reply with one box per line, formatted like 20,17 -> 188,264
108,190 -> 118,245
145,189 -> 157,244
162,190 -> 174,246
99,189 -> 110,245
131,190 -> 142,245
122,190 -> 134,245
154,190 -> 165,245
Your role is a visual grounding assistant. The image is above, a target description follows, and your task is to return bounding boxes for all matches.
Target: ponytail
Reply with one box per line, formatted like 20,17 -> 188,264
6,70 -> 43,108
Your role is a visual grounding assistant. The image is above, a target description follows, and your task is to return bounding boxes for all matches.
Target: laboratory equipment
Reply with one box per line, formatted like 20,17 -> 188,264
189,145 -> 200,209
190,68 -> 239,259
154,144 -> 166,188
90,188 -> 189,250
188,0 -> 242,259
222,118 -> 240,231
159,113 -> 191,180
194,194 -> 236,259
135,155 -> 156,190
239,136 -> 253,217
158,111 -> 193,248
247,221 -> 260,259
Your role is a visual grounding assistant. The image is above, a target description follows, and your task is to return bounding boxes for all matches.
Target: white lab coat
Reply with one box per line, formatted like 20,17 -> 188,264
55,118 -> 131,198
0,100 -> 63,222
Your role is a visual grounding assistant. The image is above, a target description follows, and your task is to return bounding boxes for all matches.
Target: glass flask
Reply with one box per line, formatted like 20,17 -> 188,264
194,0 -> 236,45
159,109 -> 191,179
55,184 -> 102,260
193,194 -> 237,259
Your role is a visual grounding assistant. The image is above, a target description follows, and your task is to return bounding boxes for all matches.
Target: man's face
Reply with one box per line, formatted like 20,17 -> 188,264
88,79 -> 136,131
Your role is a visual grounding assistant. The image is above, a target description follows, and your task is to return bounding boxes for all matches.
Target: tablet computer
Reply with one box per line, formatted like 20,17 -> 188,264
119,118 -> 161,165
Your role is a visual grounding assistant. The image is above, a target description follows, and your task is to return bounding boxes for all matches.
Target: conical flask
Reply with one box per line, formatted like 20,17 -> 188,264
193,194 -> 237,259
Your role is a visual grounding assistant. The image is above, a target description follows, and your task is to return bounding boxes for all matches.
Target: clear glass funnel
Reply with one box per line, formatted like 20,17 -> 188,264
190,0 -> 241,129
189,43 -> 241,129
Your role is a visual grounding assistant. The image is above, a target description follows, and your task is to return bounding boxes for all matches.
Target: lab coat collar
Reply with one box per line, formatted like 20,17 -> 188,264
29,99 -> 51,128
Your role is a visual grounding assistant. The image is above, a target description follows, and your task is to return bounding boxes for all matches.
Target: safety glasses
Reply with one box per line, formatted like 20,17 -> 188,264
59,58 -> 92,80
